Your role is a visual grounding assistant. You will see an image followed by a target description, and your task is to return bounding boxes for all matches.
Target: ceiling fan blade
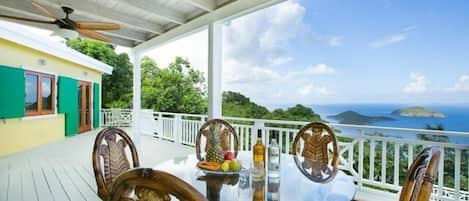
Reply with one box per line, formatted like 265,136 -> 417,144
0,14 -> 55,24
31,1 -> 66,24
77,29 -> 111,42
76,21 -> 120,30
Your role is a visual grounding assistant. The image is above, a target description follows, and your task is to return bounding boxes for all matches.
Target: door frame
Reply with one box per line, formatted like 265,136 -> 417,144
78,81 -> 92,133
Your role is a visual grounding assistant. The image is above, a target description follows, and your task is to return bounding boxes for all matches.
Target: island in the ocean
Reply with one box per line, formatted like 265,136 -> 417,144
391,106 -> 447,118
328,111 -> 395,125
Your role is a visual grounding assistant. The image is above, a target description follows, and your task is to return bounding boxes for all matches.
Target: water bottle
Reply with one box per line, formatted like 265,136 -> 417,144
267,133 -> 280,183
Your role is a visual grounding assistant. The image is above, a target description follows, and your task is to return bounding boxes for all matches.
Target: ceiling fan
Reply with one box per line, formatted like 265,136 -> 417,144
0,1 -> 120,42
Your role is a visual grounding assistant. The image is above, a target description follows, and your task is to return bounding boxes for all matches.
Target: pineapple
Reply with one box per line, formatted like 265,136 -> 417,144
205,123 -> 224,164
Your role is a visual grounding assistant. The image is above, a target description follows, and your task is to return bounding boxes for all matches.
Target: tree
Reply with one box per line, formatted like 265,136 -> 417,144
222,91 -> 269,119
263,104 -> 323,122
67,39 -> 133,108
417,123 -> 448,142
141,56 -> 207,114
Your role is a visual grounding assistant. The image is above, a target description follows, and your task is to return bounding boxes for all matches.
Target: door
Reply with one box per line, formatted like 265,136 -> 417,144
78,81 -> 92,133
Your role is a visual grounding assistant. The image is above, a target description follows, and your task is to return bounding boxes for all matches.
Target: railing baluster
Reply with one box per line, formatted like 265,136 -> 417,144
285,131 -> 290,154
279,129 -> 283,153
381,140 -> 387,184
438,148 -> 445,197
408,144 -> 413,169
455,149 -> 461,200
394,143 -> 400,185
370,140 -> 375,181
349,140 -> 354,171
358,129 -> 364,188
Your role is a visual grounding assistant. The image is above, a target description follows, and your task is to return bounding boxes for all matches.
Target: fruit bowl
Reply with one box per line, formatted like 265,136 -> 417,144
197,159 -> 242,175
197,167 -> 242,175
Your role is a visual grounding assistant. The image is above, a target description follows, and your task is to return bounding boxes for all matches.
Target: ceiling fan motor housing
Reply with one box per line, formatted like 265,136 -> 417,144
57,6 -> 75,30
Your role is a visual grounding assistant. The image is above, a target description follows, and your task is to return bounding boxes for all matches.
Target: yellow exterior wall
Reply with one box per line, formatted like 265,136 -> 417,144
0,39 -> 102,83
0,39 -> 102,156
0,114 -> 65,157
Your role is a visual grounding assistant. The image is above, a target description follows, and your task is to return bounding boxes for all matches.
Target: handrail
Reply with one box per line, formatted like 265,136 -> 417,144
101,108 -> 469,201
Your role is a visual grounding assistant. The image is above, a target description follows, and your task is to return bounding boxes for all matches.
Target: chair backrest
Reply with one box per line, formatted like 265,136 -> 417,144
399,147 -> 441,201
109,168 -> 208,201
93,127 -> 139,200
195,119 -> 239,161
292,122 -> 339,183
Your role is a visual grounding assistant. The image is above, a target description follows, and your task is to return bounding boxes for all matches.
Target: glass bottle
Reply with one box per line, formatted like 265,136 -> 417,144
267,133 -> 280,183
252,130 -> 265,181
252,180 -> 265,201
267,180 -> 280,201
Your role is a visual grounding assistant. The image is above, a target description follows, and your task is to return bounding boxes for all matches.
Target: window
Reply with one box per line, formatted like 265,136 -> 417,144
25,71 -> 55,116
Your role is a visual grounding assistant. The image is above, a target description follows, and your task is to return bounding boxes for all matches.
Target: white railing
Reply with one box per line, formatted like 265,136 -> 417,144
101,109 -> 469,201
101,108 -> 133,127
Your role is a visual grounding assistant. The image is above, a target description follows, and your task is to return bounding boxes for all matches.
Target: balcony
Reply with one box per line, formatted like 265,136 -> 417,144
99,108 -> 469,201
1,108 -> 466,200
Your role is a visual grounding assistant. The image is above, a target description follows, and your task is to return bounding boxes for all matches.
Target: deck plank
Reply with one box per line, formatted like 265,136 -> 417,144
56,160 -> 101,201
0,129 -> 205,201
38,158 -> 70,201
30,156 -> 54,201
0,159 -> 10,201
7,155 -> 23,201
73,165 -> 98,194
21,158 -> 38,201
48,159 -> 86,201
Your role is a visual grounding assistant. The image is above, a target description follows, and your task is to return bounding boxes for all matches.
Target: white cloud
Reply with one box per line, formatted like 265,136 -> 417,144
269,57 -> 293,66
327,36 -> 343,47
145,29 -> 208,77
298,83 -> 331,96
305,64 -> 335,75
286,63 -> 335,78
369,26 -> 416,48
403,72 -> 428,93
221,1 -> 340,105
449,75 -> 469,92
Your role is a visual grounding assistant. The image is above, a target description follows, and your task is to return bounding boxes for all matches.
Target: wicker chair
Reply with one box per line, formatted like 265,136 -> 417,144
195,119 -> 239,161
399,147 -> 441,201
93,127 -> 139,200
108,168 -> 208,201
292,122 -> 339,183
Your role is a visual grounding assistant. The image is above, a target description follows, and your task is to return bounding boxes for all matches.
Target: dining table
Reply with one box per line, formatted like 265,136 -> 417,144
153,151 -> 356,201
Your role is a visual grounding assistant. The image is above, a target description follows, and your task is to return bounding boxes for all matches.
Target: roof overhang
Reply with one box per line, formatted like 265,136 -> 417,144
0,0 -> 285,49
0,20 -> 113,74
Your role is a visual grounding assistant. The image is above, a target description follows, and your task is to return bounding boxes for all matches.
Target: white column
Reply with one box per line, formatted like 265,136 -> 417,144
207,21 -> 223,119
130,49 -> 142,147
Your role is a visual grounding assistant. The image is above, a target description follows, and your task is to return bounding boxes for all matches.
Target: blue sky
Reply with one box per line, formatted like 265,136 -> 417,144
13,0 -> 469,106
218,0 -> 469,105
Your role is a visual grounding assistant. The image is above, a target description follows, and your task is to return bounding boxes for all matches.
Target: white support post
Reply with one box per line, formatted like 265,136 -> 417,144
130,49 -> 142,147
207,20 -> 222,119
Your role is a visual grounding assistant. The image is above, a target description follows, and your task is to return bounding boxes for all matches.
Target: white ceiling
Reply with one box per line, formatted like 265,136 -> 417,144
0,0 -> 236,47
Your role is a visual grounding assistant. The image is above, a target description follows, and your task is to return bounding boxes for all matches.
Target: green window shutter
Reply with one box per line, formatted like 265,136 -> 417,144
0,65 -> 25,119
93,83 -> 100,129
58,76 -> 78,136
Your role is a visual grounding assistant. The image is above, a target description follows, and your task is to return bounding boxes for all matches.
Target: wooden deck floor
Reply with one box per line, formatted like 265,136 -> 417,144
0,128 -> 400,201
0,129 -> 193,201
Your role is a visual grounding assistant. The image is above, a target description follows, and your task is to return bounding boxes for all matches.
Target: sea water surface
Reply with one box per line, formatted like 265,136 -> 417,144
309,104 -> 469,133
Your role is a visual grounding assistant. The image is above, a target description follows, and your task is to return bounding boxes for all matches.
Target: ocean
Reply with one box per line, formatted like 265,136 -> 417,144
309,104 -> 469,133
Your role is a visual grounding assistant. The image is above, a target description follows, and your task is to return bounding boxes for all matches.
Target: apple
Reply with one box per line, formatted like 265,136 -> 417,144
224,151 -> 235,160
230,159 -> 241,171
221,161 -> 230,172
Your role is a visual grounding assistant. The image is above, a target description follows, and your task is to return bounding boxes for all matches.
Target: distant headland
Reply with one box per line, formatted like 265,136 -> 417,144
391,106 -> 447,118
328,110 -> 395,125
